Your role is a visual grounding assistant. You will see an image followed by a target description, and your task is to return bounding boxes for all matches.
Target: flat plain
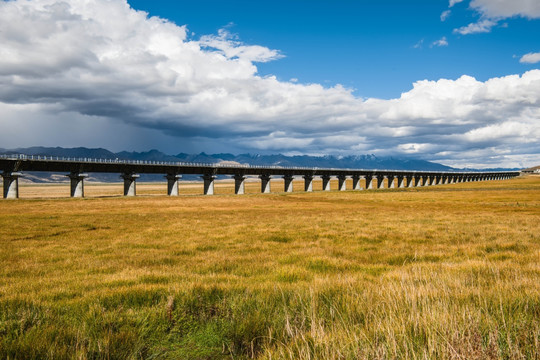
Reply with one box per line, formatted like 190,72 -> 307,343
0,176 -> 539,359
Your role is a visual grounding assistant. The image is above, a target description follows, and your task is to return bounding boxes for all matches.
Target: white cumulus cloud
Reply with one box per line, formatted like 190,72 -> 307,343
450,0 -> 540,36
432,37 -> 449,47
0,0 -> 539,168
441,10 -> 451,21
520,52 -> 540,64
453,19 -> 497,34
449,0 -> 465,7
469,0 -> 540,19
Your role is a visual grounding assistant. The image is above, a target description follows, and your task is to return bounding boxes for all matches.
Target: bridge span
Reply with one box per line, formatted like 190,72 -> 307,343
1,154 -> 520,199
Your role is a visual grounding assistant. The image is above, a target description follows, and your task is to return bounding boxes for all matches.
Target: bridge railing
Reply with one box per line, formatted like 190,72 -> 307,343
0,153 -> 518,175
0,153 -> 325,171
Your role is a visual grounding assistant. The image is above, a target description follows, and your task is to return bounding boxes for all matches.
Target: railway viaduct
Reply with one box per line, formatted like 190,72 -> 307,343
1,154 -> 520,199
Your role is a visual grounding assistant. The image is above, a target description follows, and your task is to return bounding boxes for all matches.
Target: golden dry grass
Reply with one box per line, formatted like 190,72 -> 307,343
0,176 -> 539,359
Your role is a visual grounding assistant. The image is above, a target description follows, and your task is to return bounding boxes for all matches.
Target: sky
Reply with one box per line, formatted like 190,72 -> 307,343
0,0 -> 539,168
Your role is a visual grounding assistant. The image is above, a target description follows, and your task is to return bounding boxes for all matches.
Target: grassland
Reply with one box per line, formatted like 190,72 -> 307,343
0,176 -> 539,359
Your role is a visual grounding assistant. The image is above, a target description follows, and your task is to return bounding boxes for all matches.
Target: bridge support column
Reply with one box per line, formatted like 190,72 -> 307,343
260,174 -> 271,194
303,175 -> 313,192
406,176 -> 414,187
436,176 -> 443,185
283,175 -> 294,193
321,175 -> 331,191
121,173 -> 140,196
2,172 -> 22,199
387,175 -> 395,189
377,175 -> 385,189
352,175 -> 362,190
67,173 -> 88,198
233,174 -> 246,195
422,176 -> 430,186
414,176 -> 422,187
338,175 -> 347,191
202,174 -> 216,195
365,175 -> 373,189
396,176 -> 405,188
165,174 -> 181,196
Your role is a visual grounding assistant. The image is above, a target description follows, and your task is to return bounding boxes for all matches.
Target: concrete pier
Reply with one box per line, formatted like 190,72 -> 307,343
352,175 -> 362,190
202,174 -> 216,195
2,172 -> 22,199
406,176 -> 414,188
233,174 -> 246,195
387,175 -> 395,189
260,174 -> 271,194
396,176 -> 405,188
422,175 -> 430,186
338,175 -> 347,191
67,172 -> 88,198
283,175 -> 294,193
414,176 -> 422,187
322,175 -> 332,191
121,173 -> 140,196
166,174 -> 182,196
365,175 -> 374,189
303,175 -> 314,192
377,175 -> 385,189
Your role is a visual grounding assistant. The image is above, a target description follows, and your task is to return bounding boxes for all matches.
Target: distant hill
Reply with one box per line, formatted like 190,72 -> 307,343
1,146 -> 117,159
0,146 -> 519,183
522,165 -> 540,173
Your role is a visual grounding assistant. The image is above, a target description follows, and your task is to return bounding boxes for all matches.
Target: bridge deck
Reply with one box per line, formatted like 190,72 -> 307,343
0,154 -> 519,177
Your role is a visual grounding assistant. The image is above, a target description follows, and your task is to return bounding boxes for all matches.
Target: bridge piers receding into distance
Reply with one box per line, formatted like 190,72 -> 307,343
0,154 -> 520,199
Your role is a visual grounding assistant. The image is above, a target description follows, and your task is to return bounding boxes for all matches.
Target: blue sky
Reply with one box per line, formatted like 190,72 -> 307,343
129,0 -> 540,98
0,0 -> 539,168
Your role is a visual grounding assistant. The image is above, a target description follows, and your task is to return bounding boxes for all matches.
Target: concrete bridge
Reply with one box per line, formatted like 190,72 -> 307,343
0,154 -> 520,199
